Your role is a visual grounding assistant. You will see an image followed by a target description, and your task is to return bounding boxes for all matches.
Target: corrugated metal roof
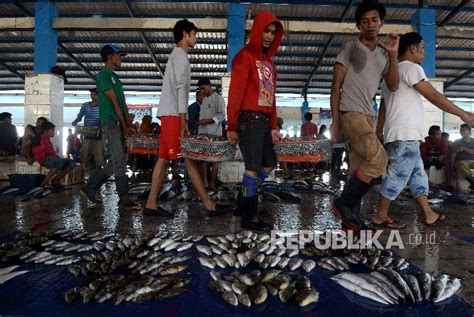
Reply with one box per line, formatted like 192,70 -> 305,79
0,1 -> 472,98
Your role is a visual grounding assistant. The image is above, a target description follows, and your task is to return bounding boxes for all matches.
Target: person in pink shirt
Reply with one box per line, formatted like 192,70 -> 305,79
300,112 -> 318,137
32,121 -> 76,188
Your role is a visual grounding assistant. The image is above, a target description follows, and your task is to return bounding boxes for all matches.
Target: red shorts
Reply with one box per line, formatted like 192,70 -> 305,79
159,116 -> 181,160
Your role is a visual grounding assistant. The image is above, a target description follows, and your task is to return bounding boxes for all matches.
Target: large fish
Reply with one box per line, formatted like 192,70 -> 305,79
431,274 -> 450,302
379,269 -> 415,303
402,274 -> 422,303
334,272 -> 396,305
0,270 -> 28,284
0,265 -> 19,275
434,276 -> 461,303
330,275 -> 390,305
415,272 -> 432,301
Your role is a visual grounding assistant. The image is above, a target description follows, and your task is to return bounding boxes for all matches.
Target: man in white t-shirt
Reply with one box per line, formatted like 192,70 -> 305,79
373,32 -> 474,227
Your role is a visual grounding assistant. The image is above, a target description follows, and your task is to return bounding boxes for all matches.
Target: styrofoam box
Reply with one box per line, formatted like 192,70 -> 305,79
15,161 -> 42,174
218,161 -> 275,184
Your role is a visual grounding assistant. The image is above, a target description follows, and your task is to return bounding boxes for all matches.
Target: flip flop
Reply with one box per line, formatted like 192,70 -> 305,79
425,213 -> 446,226
205,203 -> 233,218
372,219 -> 407,229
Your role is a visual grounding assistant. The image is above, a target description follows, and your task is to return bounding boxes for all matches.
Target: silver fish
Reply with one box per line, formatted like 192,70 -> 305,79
431,274 -> 450,302
288,258 -> 304,271
238,293 -> 251,307
0,270 -> 28,284
379,269 -> 414,303
222,291 -> 238,306
198,256 -> 216,269
434,276 -> 461,303
330,275 -> 390,305
415,272 -> 432,301
302,259 -> 316,273
295,287 -> 319,307
403,274 -> 422,303
196,244 -> 212,256
249,284 -> 268,304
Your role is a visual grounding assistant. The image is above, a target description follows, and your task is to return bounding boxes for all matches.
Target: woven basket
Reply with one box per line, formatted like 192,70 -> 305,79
125,135 -> 159,155
181,134 -> 236,162
76,125 -> 100,138
274,137 -> 332,162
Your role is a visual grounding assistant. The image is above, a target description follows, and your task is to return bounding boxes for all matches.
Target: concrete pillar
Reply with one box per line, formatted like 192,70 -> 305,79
411,8 -> 436,78
24,74 -> 65,154
34,1 -> 58,73
227,3 -> 247,72
26,1 -> 64,154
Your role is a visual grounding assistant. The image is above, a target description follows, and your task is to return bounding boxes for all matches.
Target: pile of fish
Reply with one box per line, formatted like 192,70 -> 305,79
330,270 -> 461,305
208,270 -> 319,307
65,274 -> 191,305
0,186 -> 52,199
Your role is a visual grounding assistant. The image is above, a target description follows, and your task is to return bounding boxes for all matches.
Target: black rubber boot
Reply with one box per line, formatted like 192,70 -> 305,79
116,176 -> 139,209
233,190 -> 243,217
241,196 -> 272,231
80,170 -> 109,203
332,174 -> 372,230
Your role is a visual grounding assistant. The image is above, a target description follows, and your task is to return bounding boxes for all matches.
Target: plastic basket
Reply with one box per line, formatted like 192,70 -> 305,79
180,134 -> 236,162
125,135 -> 159,155
76,125 -> 100,138
274,138 -> 332,163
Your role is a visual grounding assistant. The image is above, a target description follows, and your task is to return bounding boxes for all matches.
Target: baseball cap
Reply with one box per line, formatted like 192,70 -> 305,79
100,44 -> 127,61
197,78 -> 211,87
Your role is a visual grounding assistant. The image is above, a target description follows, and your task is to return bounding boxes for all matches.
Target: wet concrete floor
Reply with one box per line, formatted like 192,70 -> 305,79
0,174 -> 473,304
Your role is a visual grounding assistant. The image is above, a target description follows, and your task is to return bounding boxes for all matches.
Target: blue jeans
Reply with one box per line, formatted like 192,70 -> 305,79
43,156 -> 76,170
380,140 -> 429,200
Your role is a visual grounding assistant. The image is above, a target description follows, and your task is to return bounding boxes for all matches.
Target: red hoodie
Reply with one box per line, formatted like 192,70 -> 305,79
32,133 -> 58,165
227,11 -> 284,133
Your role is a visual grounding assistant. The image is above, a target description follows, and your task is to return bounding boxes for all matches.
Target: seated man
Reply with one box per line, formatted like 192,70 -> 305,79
22,117 -> 48,164
451,124 -> 474,190
420,125 -> 452,187
32,121 -> 76,188
0,112 -> 18,156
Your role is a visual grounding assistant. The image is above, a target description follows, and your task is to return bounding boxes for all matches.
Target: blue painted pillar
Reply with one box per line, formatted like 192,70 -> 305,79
301,101 -> 309,122
227,3 -> 247,71
411,8 -> 436,78
34,1 -> 58,73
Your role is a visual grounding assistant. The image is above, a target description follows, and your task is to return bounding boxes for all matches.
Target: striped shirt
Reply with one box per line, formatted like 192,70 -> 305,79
72,102 -> 101,127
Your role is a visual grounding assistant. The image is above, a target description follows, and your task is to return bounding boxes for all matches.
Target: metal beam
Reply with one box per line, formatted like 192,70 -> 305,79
123,0 -> 164,77
0,61 -> 25,81
438,0 -> 471,26
302,0 -> 356,97
445,68 -> 474,89
57,43 -> 95,81
13,3 -> 95,82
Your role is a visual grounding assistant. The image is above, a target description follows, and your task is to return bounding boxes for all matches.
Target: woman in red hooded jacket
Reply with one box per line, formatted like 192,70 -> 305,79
227,11 -> 284,231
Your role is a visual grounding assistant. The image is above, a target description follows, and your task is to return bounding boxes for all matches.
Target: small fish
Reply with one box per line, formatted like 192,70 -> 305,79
288,258 -> 304,271
64,288 -> 79,304
196,244 -> 212,256
232,281 -> 248,295
222,291 -> 238,306
279,284 -> 296,303
302,259 -> 316,273
2,187 -> 19,195
198,257 -> 216,269
26,187 -> 43,196
403,274 -> 422,303
295,275 -> 311,290
238,293 -> 251,307
431,274 -> 450,302
295,287 -> 319,307
248,284 -> 268,304
415,272 -> 432,301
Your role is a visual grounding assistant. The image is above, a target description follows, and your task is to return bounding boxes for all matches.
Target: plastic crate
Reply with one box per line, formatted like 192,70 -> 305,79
8,174 -> 45,190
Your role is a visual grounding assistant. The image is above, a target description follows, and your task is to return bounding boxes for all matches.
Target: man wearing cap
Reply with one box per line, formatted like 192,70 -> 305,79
197,78 -> 226,189
72,88 -> 105,173
0,112 -> 18,156
80,44 -> 138,209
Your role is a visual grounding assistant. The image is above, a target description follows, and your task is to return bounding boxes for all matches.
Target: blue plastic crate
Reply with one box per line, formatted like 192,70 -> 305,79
8,174 -> 45,190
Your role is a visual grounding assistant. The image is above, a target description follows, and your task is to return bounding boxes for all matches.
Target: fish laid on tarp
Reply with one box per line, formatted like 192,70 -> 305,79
0,270 -> 28,284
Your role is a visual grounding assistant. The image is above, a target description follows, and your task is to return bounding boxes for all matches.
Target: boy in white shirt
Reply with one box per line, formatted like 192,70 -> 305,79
373,32 -> 474,227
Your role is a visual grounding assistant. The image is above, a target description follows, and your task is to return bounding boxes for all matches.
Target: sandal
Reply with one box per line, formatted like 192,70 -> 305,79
41,184 -> 54,189
425,213 -> 446,226
205,203 -> 233,218
371,219 -> 407,229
